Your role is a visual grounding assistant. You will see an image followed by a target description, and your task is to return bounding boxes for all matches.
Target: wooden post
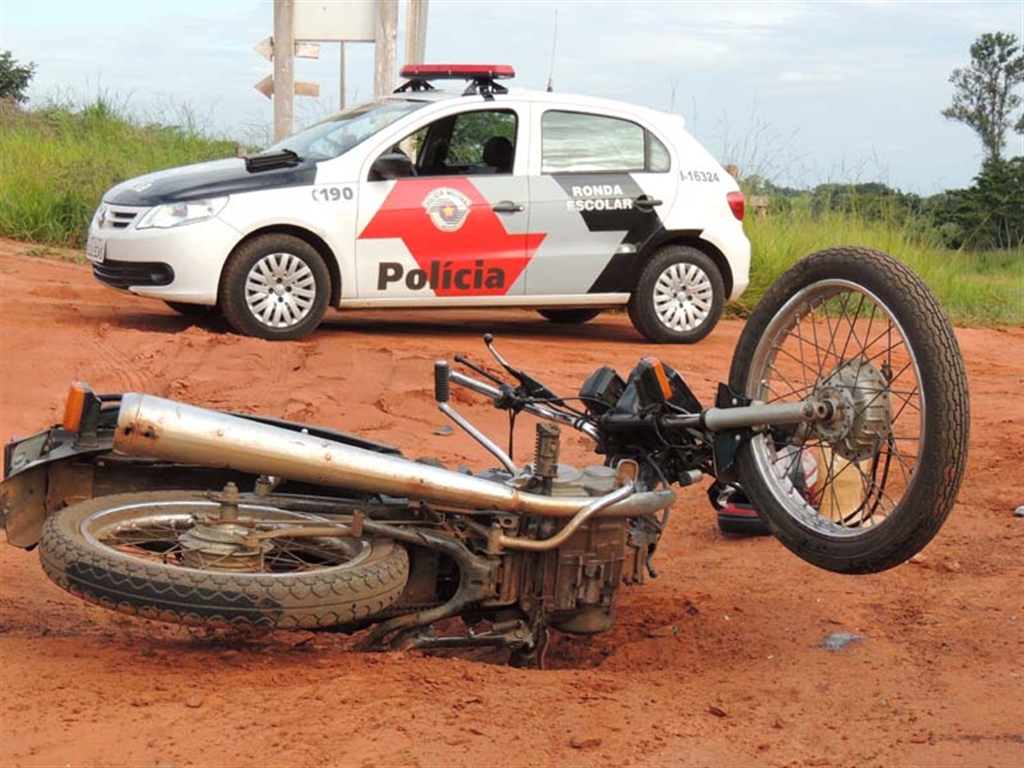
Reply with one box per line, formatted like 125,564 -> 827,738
405,0 -> 428,65
339,42 -> 346,112
272,0 -> 295,141
374,0 -> 398,98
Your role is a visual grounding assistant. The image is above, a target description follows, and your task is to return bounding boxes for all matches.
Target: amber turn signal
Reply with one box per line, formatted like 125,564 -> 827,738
62,382 -> 92,431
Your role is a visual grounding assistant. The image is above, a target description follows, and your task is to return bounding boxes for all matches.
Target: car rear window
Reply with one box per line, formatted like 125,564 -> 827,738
541,110 -> 669,174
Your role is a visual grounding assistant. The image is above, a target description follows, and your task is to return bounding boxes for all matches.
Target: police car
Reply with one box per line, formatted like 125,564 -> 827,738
86,64 -> 750,342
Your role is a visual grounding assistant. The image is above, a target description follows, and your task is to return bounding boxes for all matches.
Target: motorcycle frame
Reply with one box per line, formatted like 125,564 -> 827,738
0,365 -> 838,654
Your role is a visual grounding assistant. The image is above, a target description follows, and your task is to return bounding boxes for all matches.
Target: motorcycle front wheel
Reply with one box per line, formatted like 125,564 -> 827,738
40,490 -> 409,628
729,247 -> 969,574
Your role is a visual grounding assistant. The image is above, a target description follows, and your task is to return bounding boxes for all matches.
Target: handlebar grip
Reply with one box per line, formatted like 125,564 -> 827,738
434,360 -> 450,403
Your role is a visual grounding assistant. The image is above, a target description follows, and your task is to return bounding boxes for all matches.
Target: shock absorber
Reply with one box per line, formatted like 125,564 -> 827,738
534,423 -> 560,495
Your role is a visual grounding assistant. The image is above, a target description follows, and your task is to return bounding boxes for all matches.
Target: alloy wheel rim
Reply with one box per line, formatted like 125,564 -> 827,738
653,263 -> 713,331
245,252 -> 317,328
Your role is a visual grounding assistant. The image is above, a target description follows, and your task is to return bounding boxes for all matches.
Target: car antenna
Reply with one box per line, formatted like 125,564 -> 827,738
546,10 -> 558,92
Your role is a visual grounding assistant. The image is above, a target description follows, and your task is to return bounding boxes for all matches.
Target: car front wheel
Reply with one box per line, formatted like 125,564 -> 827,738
628,245 -> 724,343
220,234 -> 330,341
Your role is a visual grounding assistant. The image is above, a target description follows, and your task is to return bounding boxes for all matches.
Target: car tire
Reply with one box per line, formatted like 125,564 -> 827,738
627,245 -> 724,343
536,308 -> 602,324
164,301 -> 219,320
219,234 -> 330,341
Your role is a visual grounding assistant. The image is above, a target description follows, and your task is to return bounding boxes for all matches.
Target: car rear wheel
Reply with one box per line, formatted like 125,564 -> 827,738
628,245 -> 724,343
220,234 -> 330,341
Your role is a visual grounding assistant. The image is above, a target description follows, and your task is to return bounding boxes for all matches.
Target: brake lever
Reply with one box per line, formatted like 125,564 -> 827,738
482,334 -> 564,405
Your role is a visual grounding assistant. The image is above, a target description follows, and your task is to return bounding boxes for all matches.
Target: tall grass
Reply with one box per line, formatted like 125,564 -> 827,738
0,94 -> 238,247
0,96 -> 1019,325
741,198 -> 1022,326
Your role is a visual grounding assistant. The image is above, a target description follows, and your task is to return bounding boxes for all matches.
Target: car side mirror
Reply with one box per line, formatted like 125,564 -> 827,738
370,153 -> 416,181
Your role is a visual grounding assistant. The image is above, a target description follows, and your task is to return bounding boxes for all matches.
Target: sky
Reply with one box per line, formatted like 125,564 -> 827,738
1,0 -> 1022,194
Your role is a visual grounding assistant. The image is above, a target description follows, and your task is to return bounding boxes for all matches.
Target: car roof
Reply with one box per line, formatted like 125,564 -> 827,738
385,87 -> 686,129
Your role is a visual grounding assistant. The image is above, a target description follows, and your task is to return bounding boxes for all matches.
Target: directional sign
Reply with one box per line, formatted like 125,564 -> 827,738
253,37 -> 321,61
294,1 -> 375,42
254,76 -> 320,100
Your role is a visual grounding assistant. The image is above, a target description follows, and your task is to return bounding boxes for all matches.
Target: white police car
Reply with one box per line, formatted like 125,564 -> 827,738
86,64 -> 750,342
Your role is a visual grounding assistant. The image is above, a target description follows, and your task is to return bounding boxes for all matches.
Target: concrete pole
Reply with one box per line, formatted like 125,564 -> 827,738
405,0 -> 428,65
374,0 -> 398,98
339,42 -> 346,112
273,0 -> 295,141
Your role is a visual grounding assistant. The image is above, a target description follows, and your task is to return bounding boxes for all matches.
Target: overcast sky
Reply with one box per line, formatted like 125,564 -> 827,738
2,0 -> 1022,194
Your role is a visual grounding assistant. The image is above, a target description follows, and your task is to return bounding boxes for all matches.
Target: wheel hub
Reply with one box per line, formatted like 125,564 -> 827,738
814,358 -> 892,461
178,522 -> 272,570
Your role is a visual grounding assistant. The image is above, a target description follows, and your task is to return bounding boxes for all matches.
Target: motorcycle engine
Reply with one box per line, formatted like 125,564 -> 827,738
532,462 -> 630,635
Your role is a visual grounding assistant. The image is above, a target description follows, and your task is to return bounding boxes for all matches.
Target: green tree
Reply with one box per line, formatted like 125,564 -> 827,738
935,157 -> 1024,249
0,51 -> 36,103
942,32 -> 1024,161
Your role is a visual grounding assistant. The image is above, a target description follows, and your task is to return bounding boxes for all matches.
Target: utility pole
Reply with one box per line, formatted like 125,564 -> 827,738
374,0 -> 398,97
272,0 -> 295,141
405,0 -> 428,65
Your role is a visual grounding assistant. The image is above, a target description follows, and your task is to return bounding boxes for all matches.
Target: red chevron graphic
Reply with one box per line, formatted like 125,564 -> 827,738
358,178 -> 545,296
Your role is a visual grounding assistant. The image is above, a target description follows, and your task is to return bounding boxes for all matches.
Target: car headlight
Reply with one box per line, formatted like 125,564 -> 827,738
91,204 -> 109,227
135,197 -> 228,229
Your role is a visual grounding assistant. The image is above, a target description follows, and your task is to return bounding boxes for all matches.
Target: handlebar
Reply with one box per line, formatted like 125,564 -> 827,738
437,339 -> 825,456
447,370 -> 601,441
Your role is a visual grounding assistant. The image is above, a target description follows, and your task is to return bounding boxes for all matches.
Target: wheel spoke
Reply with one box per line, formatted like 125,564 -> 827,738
743,279 -> 925,539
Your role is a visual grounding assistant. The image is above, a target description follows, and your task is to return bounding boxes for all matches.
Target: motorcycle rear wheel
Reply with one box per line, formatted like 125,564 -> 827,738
40,490 -> 409,629
729,247 -> 969,574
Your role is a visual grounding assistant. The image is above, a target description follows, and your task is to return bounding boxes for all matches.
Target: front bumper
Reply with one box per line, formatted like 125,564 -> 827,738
88,206 -> 242,304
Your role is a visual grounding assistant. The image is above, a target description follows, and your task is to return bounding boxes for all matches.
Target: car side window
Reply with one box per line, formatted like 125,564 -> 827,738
375,109 -> 518,179
647,133 -> 671,173
444,110 -> 517,173
542,111 -> 668,173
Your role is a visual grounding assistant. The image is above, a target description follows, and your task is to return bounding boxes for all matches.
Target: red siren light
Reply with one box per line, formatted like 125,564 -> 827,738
399,64 -> 515,80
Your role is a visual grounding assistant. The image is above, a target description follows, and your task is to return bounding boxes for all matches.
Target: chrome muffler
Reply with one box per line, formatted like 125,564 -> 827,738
115,394 -> 674,518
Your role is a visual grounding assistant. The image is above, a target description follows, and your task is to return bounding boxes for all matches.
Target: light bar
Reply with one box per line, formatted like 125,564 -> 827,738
399,64 -> 515,80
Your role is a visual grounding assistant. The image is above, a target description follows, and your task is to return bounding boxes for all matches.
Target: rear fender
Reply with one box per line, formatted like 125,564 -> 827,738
1,426 -> 111,549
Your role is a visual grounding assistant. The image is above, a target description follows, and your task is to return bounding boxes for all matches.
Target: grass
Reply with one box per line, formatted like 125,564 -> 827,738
740,201 -> 1023,326
0,95 -> 1020,326
0,94 -> 239,248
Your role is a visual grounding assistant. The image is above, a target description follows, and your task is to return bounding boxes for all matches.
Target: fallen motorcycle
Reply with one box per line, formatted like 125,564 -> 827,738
0,247 -> 969,665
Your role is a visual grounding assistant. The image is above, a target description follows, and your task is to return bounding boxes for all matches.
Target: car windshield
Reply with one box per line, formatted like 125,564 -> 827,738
266,99 -> 428,161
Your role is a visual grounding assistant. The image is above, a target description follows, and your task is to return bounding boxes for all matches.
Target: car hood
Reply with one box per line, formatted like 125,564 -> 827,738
103,157 -> 318,207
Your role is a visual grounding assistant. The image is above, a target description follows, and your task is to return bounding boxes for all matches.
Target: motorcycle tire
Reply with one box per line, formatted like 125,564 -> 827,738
729,247 -> 969,574
39,491 -> 410,629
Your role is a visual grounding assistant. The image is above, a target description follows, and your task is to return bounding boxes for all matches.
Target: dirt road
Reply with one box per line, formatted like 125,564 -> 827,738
1,239 -> 1021,767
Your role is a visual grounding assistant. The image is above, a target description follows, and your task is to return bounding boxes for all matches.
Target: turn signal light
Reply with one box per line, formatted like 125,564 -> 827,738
62,382 -> 92,431
646,357 -> 675,401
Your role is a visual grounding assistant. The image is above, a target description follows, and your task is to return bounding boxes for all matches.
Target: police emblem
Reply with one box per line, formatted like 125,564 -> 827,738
422,188 -> 472,232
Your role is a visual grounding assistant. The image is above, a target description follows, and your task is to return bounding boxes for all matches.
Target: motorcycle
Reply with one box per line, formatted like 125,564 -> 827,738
0,247 -> 970,666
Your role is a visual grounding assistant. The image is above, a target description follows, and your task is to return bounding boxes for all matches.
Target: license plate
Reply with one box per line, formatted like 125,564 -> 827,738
86,236 -> 105,264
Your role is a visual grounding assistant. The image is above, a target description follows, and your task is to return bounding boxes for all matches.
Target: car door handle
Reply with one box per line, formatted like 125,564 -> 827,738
492,201 -> 525,214
633,195 -> 663,211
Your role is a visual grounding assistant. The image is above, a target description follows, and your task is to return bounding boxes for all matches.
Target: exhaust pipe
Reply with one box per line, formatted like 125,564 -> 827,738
115,394 -> 674,519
